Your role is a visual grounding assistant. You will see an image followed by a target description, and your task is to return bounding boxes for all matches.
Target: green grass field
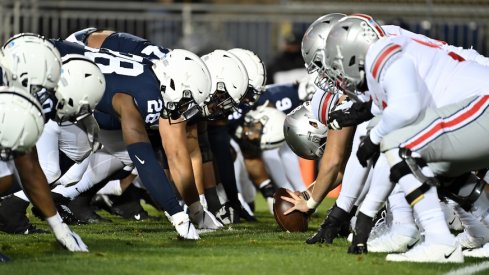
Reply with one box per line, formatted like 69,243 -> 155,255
0,197 -> 487,275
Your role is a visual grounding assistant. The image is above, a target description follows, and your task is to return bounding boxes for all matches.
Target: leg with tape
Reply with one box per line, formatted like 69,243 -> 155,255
384,148 -> 462,263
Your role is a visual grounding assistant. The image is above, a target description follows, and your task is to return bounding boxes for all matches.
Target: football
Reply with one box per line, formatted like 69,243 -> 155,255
273,188 -> 309,232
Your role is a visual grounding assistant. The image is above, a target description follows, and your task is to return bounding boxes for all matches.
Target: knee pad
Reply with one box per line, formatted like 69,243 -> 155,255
389,148 -> 439,186
438,173 -> 486,211
389,148 -> 437,206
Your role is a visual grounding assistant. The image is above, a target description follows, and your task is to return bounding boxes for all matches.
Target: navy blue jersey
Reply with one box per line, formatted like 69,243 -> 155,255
257,83 -> 301,115
227,83 -> 301,134
51,39 -> 163,130
66,29 -> 169,60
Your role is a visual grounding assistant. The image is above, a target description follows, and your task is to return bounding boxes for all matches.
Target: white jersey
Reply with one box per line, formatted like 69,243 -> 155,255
365,35 -> 489,144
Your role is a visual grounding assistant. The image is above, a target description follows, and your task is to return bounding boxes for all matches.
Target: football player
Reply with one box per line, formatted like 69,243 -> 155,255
0,35 -> 90,254
283,13 -> 489,259
47,39 -> 215,238
65,29 -> 223,227
319,14 -> 489,263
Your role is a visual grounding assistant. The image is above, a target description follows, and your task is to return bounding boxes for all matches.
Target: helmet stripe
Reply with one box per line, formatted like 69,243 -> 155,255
350,13 -> 385,37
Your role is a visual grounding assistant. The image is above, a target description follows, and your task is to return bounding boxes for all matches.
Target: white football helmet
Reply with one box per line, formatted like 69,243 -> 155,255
228,48 -> 266,106
0,33 -> 62,94
283,101 -> 327,160
325,14 -> 385,95
201,50 -> 249,120
55,54 -> 106,123
152,49 -> 212,122
298,72 -> 320,102
243,105 -> 286,150
0,87 -> 44,160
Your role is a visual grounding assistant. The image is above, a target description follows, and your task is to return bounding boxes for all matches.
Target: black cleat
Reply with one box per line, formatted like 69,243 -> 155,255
68,195 -> 111,224
0,252 -> 10,263
214,203 -> 238,225
105,185 -> 152,221
32,203 -> 87,225
0,195 -> 39,234
349,211 -> 375,253
306,204 -> 349,245
348,243 -> 368,254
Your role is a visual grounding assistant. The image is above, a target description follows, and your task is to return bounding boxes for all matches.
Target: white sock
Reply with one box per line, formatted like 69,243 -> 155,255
471,190 -> 489,229
56,157 -> 90,186
52,151 -> 125,200
400,174 -> 454,245
199,194 -> 208,210
188,201 -> 202,216
388,189 -> 414,225
97,180 -> 123,196
359,155 -> 394,218
216,183 -> 229,204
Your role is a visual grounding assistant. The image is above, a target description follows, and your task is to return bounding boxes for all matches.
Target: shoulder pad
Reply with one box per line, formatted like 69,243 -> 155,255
365,36 -> 406,83
310,90 -> 340,124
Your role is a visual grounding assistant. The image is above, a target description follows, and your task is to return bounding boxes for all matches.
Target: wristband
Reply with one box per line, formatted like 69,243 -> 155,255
301,190 -> 311,200
306,197 -> 319,210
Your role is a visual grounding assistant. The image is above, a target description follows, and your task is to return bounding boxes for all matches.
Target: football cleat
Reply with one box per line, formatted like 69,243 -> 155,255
0,252 -> 10,263
306,205 -> 350,245
169,211 -> 200,240
66,192 -> 112,224
215,203 -> 237,225
386,242 -> 463,263
0,195 -> 49,234
463,242 -> 489,258
367,223 -> 419,253
32,203 -> 87,225
52,222 -> 89,252
457,230 -> 489,250
188,203 -> 223,230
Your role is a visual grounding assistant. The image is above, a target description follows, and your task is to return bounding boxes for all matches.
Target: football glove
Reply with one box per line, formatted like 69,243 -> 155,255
328,100 -> 373,130
357,135 -> 380,167
52,223 -> 89,252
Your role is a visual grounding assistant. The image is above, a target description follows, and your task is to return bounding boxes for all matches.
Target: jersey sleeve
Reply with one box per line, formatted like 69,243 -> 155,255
367,50 -> 424,144
102,32 -> 169,60
65,28 -> 98,46
310,89 -> 340,125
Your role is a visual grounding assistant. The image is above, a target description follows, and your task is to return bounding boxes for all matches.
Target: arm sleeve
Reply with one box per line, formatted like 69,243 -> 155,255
127,142 -> 183,215
369,56 -> 423,144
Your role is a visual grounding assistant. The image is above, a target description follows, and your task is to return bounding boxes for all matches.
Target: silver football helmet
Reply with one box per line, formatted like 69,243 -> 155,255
242,105 -> 286,150
201,50 -> 249,120
0,87 -> 44,160
55,54 -> 106,123
228,48 -> 266,106
324,14 -> 385,96
153,49 -> 212,122
0,33 -> 62,95
284,101 -> 327,160
302,13 -> 346,75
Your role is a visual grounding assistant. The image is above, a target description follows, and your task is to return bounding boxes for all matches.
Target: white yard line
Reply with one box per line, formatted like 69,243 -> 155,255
445,260 -> 489,275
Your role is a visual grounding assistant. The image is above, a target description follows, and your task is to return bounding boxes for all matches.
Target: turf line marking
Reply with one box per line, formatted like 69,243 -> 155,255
444,260 -> 489,275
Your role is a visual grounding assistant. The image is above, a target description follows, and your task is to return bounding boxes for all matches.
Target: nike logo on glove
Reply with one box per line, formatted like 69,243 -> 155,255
135,155 -> 145,165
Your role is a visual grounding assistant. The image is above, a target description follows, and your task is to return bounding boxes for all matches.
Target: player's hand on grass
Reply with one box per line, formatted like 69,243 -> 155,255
281,189 -> 309,215
53,223 -> 89,252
